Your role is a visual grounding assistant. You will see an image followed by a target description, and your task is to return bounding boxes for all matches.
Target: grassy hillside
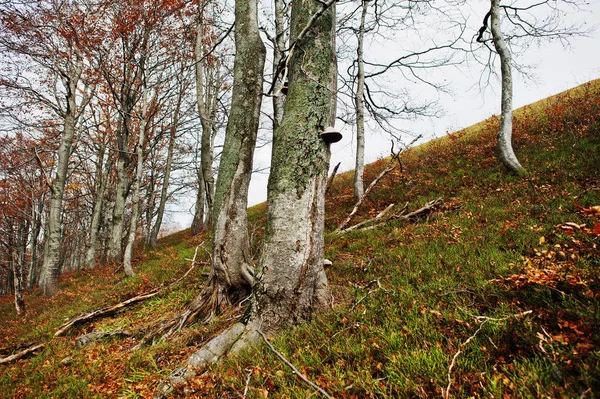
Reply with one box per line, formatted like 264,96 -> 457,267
1,79 -> 599,398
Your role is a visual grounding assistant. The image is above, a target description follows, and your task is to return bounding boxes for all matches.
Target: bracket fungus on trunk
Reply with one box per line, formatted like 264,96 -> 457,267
320,126 -> 342,144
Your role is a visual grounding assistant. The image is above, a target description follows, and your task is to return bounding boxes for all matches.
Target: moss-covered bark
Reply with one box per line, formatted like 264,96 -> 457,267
210,0 -> 266,298
242,0 -> 337,334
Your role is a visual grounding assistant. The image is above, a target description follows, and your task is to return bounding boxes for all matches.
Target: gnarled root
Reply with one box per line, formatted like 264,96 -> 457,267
153,322 -> 261,398
137,274 -> 230,348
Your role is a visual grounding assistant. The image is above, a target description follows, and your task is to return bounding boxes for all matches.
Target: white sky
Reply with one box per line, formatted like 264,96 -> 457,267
169,0 -> 600,229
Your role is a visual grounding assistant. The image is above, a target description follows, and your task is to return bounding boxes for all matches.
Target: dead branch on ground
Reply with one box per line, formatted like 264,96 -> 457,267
0,343 -> 46,365
336,137 -> 420,232
57,243 -> 205,339
338,197 -> 443,234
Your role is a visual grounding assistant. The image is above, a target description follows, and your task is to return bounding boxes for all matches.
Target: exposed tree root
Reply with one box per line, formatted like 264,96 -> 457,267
136,274 -> 231,347
154,322 -> 252,398
75,329 -> 132,348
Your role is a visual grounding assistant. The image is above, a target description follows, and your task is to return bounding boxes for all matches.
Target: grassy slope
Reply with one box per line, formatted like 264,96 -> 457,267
1,79 -> 599,398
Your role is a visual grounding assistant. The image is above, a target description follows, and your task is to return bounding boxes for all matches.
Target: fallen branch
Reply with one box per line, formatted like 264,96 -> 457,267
349,279 -> 391,312
336,137 -> 420,232
0,343 -> 46,365
54,289 -> 161,337
339,197 -> 443,234
56,243 -> 205,338
258,330 -> 332,399
336,203 -> 399,234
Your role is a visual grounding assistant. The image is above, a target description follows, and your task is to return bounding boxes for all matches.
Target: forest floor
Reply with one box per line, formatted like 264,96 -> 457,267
1,79 -> 599,398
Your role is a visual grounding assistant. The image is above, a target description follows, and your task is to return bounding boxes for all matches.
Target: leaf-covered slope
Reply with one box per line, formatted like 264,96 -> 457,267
1,79 -> 599,398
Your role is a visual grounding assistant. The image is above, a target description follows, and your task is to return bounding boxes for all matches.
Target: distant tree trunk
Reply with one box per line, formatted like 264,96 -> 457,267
39,62 -> 82,296
234,0 -> 337,341
489,0 -> 525,175
191,19 -> 219,234
190,172 -> 206,235
353,0 -> 368,200
27,197 -> 43,289
108,115 -> 129,262
85,144 -> 111,269
12,221 -> 28,316
123,84 -> 149,277
209,0 -> 266,306
149,109 -> 178,247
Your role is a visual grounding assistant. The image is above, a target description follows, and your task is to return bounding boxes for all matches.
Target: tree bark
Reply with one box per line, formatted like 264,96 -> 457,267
210,0 -> 266,302
191,18 -> 219,234
353,0 -> 368,199
85,141 -> 108,268
27,197 -> 43,289
39,61 -> 82,296
238,0 -> 337,337
12,221 -> 28,316
272,0 -> 287,130
490,0 -> 525,175
149,119 -> 177,247
190,171 -> 206,235
123,83 -> 150,277
107,115 -> 129,262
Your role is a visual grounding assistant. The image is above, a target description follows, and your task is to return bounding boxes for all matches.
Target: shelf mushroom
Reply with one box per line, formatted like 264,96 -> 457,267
320,126 -> 342,144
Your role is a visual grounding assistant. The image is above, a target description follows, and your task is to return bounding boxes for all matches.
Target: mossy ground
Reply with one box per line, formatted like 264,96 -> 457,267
1,80 -> 599,398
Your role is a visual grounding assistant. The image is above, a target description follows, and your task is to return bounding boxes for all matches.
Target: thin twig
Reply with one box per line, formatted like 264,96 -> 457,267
442,310 -> 533,399
242,368 -> 252,398
257,330 -> 333,399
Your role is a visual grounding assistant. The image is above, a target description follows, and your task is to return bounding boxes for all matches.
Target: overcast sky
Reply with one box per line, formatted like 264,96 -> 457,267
169,0 -> 600,229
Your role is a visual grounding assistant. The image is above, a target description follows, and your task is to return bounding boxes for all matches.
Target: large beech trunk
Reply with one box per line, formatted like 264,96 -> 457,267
209,0 -> 266,301
238,0 -> 337,337
490,0 -> 525,175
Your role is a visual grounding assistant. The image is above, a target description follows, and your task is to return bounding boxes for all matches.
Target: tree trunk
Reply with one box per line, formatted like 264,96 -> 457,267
123,84 -> 149,277
85,144 -> 111,269
237,0 -> 336,337
39,65 -> 81,296
190,171 -> 206,235
12,221 -> 28,316
27,197 -> 43,289
191,20 -> 218,234
272,0 -> 287,130
209,0 -> 266,302
149,121 -> 177,247
353,0 -> 368,199
490,0 -> 525,175
108,116 -> 129,262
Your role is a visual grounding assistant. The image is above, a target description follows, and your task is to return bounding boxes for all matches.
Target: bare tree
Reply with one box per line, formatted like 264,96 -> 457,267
475,0 -> 588,174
